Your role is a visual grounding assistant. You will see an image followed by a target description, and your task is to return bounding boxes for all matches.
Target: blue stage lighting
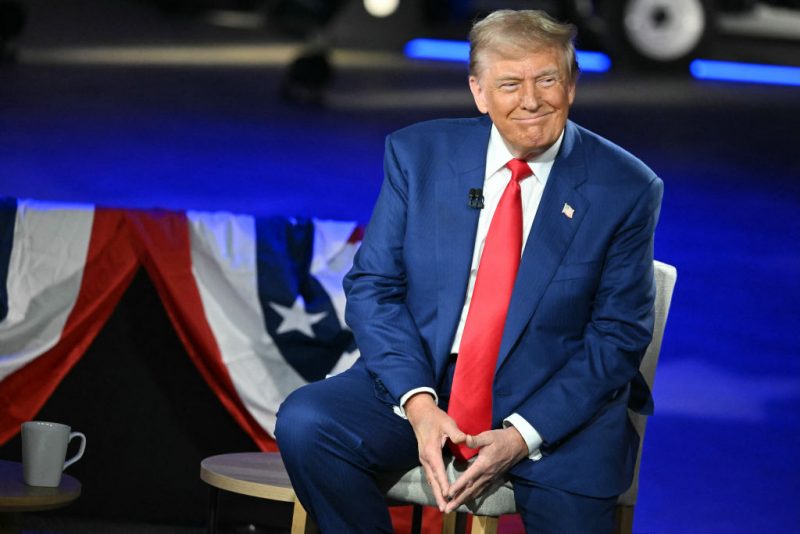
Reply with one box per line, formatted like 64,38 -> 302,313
690,59 -> 800,87
404,39 -> 469,63
403,38 -> 612,73
575,51 -> 612,73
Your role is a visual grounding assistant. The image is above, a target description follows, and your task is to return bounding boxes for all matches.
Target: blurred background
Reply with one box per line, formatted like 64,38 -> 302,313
1,0 -> 799,533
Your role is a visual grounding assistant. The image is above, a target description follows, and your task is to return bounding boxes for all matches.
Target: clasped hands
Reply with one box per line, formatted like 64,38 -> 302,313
404,393 -> 528,514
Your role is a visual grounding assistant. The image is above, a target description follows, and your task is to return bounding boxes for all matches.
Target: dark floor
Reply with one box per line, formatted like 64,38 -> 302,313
2,1 -> 800,533
18,515 -> 205,534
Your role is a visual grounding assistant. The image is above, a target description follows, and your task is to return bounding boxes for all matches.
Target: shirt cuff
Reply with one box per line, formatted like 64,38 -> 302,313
503,413 -> 544,461
394,387 -> 439,419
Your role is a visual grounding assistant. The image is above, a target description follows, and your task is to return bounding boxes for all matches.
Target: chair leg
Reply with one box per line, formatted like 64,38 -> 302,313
470,515 -> 499,534
291,498 -> 318,534
441,511 -> 458,534
206,487 -> 219,534
614,505 -> 635,534
411,504 -> 423,534
441,512 -> 470,534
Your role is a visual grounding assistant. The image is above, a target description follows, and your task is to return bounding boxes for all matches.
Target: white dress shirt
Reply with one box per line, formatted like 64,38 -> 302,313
398,125 -> 566,460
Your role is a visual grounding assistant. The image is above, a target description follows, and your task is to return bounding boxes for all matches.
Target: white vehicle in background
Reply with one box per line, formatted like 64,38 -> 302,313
464,0 -> 800,68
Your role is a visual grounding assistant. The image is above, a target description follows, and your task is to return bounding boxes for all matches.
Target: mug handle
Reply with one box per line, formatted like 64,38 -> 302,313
63,431 -> 86,470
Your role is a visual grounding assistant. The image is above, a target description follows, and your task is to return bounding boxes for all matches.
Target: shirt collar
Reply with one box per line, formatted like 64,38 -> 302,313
485,125 -> 565,185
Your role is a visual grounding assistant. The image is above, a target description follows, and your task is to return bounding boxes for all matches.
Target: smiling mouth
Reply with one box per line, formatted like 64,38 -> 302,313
513,112 -> 553,123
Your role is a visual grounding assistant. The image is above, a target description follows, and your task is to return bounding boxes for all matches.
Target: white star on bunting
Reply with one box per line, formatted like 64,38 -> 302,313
269,296 -> 327,337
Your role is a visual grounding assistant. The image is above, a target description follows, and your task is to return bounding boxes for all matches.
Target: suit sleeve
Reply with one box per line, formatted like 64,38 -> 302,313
516,175 -> 663,447
343,135 -> 436,402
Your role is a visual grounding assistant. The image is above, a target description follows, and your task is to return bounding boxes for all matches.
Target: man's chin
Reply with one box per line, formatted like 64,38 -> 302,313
509,136 -> 551,158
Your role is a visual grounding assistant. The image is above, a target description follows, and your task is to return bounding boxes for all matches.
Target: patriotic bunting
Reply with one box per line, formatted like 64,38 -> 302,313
0,198 -> 361,448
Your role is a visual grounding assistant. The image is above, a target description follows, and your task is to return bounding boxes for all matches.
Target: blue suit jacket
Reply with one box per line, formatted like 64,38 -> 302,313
344,116 -> 663,498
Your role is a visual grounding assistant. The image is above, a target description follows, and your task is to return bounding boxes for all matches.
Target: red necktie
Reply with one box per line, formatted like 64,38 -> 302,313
448,158 -> 532,461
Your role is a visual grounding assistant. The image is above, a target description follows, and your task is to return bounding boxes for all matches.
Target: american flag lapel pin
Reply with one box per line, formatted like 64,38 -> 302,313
561,203 -> 575,219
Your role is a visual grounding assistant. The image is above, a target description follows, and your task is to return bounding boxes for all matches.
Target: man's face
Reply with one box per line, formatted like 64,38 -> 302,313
469,47 -> 575,159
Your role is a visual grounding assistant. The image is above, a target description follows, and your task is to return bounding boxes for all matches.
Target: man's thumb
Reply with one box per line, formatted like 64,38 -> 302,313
447,424 -> 468,445
466,432 -> 490,449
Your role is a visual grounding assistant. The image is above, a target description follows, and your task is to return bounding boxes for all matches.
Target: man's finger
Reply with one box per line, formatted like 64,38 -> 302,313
421,460 -> 448,511
432,458 -> 451,504
444,475 -> 491,513
421,453 -> 450,511
421,455 -> 450,511
446,459 -> 485,500
443,420 -> 467,445
466,431 -> 493,449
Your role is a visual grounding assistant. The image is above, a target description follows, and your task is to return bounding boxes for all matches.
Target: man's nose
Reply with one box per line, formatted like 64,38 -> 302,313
519,80 -> 540,110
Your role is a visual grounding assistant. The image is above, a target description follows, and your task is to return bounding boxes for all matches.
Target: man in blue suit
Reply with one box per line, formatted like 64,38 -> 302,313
276,9 -> 662,533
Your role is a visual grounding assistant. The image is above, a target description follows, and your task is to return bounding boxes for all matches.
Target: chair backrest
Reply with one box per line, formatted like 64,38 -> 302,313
618,260 -> 677,506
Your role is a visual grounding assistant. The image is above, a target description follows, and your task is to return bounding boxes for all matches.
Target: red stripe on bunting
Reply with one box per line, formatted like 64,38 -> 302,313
390,507 -> 522,533
126,210 -> 276,452
389,506 -> 444,534
0,209 -> 138,444
348,225 -> 365,244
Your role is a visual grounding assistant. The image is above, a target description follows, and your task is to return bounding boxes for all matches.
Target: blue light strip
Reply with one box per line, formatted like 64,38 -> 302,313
403,38 -> 612,73
690,59 -> 800,87
576,51 -> 612,73
404,38 -> 470,63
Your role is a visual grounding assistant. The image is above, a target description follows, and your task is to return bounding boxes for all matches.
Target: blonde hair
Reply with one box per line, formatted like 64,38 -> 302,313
469,10 -> 579,83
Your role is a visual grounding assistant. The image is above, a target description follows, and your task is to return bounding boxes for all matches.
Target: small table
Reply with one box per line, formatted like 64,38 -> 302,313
200,452 -> 316,534
0,460 -> 81,534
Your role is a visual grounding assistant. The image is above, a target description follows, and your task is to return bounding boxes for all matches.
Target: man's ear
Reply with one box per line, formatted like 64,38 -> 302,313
469,75 -> 488,114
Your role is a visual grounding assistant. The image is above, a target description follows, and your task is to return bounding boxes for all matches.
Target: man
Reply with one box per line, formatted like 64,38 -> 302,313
276,9 -> 662,533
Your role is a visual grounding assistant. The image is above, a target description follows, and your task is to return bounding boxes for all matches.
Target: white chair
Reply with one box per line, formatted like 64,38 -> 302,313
380,260 -> 677,534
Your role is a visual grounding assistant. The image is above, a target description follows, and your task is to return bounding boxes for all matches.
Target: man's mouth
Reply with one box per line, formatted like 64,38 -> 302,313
512,112 -> 553,123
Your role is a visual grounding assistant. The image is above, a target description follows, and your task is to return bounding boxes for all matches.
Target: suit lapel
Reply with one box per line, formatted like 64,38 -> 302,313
434,117 -> 491,361
497,121 -> 590,369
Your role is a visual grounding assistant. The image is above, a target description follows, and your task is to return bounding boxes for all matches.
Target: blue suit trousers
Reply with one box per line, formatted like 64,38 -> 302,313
275,362 -> 616,533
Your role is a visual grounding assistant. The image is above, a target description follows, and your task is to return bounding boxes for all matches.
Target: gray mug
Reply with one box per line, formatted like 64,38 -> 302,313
21,421 -> 86,487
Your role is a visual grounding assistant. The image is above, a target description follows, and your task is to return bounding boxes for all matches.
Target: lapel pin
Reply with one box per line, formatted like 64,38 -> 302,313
561,203 -> 575,219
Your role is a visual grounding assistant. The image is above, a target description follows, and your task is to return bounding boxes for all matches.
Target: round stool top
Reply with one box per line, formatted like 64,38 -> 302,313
200,452 -> 296,503
0,460 -> 81,512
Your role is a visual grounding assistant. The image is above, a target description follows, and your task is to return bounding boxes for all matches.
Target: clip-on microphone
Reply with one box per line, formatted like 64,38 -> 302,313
468,188 -> 484,209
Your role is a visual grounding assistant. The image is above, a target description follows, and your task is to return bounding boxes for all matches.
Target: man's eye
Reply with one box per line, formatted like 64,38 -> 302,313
538,77 -> 557,87
500,82 -> 518,90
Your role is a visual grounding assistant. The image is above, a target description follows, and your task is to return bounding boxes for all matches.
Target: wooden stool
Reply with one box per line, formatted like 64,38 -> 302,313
200,452 -> 316,534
